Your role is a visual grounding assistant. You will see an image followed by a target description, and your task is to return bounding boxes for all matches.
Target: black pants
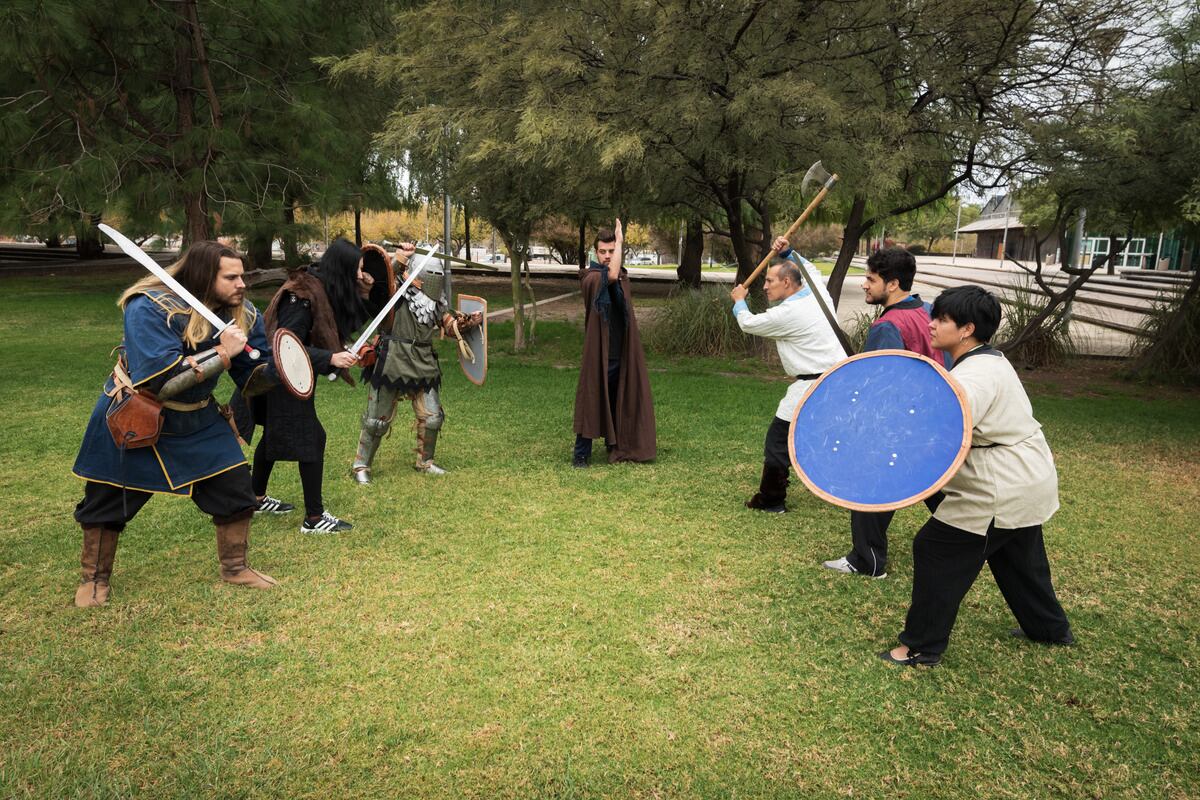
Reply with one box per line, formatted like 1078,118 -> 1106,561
899,515 -> 1072,656
846,494 -> 942,577
252,445 -> 324,517
574,358 -> 621,460
762,416 -> 791,468
74,464 -> 257,531
847,510 -> 892,576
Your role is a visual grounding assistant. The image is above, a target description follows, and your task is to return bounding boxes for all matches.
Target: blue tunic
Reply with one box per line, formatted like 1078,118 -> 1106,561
72,290 -> 270,495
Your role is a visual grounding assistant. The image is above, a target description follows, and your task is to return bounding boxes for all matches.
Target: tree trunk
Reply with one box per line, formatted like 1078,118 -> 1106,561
999,236 -> 1131,355
677,216 -> 704,288
578,218 -> 587,269
246,230 -> 273,269
282,197 -> 300,267
464,206 -> 471,259
828,194 -> 868,309
173,3 -> 209,245
727,201 -> 757,285
354,207 -> 362,247
182,191 -> 210,246
76,213 -> 104,259
502,232 -> 527,351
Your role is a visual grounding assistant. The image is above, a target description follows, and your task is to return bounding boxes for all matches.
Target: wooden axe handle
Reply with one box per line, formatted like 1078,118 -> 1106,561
738,174 -> 839,289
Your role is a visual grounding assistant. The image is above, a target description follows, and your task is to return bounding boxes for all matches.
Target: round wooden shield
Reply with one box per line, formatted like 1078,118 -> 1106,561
788,350 -> 971,512
273,328 -> 314,400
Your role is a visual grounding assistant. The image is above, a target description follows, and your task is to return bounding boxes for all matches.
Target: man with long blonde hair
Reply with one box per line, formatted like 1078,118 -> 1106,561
71,241 -> 277,607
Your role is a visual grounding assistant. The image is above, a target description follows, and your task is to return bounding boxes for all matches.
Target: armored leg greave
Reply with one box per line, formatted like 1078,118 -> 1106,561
412,387 -> 445,473
352,384 -> 399,484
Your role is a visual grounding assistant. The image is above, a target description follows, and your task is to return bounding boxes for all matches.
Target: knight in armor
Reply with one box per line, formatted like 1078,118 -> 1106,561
234,238 -> 371,534
351,242 -> 482,481
71,241 -> 277,607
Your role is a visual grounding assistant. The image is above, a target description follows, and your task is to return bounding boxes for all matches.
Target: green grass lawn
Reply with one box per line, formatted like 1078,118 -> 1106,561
0,275 -> 1197,799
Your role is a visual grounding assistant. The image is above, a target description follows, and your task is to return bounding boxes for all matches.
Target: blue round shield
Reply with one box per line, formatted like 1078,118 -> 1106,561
788,351 -> 971,511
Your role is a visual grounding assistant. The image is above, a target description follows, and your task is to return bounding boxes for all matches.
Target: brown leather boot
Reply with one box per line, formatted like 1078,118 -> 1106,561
215,517 -> 277,589
75,526 -> 119,608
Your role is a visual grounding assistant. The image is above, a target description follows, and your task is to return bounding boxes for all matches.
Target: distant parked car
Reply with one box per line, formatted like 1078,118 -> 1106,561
487,253 -> 507,263
630,253 -> 657,265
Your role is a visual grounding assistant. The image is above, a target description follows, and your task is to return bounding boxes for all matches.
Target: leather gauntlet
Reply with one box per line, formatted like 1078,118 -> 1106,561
157,346 -> 231,401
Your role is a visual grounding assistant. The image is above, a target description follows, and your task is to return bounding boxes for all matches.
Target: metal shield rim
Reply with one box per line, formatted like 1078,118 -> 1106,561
272,328 -> 314,400
786,349 -> 972,512
456,293 -> 487,386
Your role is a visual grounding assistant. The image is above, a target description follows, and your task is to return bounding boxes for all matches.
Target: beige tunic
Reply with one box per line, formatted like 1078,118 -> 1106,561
935,349 -> 1059,535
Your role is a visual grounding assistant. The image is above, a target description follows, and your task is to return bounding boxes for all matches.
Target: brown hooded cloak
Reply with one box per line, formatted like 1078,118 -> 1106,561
572,264 -> 656,462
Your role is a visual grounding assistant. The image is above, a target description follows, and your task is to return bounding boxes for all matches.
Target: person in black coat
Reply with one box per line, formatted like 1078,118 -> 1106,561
241,238 -> 371,533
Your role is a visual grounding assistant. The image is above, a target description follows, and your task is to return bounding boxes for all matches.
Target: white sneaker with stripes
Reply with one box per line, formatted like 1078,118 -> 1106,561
822,556 -> 887,579
300,511 -> 353,534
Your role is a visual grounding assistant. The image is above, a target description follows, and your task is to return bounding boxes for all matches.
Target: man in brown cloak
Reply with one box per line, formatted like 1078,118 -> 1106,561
572,220 -> 656,466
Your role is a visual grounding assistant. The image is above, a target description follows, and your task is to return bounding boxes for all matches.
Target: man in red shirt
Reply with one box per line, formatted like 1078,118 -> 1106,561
823,248 -> 947,578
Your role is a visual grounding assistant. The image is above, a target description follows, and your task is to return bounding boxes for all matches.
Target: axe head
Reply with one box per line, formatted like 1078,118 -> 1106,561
801,160 -> 833,196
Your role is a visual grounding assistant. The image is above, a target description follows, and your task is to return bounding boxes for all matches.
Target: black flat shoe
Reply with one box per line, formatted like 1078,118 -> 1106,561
1010,628 -> 1075,646
878,649 -> 941,667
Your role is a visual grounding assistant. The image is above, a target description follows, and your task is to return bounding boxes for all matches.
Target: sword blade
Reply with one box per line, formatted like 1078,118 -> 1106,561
98,225 -> 260,360
348,244 -> 439,355
98,224 -> 228,332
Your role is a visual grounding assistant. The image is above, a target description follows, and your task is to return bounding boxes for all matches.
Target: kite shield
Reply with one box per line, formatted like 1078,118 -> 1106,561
788,351 -> 971,512
456,294 -> 488,385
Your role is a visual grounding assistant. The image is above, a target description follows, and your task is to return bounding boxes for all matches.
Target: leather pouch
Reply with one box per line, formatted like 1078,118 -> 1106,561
106,389 -> 163,449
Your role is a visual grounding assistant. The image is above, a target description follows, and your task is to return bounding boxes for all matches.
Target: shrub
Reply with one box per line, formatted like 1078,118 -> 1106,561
845,309 -> 880,353
645,285 -> 774,359
995,279 -> 1075,368
1125,279 -> 1200,385
906,243 -> 927,255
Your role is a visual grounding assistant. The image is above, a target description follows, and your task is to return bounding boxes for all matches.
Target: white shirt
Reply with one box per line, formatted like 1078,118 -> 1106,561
733,255 -> 845,421
935,348 -> 1060,535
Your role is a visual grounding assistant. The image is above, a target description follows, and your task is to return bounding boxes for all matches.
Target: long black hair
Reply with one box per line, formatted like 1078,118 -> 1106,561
312,238 -> 371,342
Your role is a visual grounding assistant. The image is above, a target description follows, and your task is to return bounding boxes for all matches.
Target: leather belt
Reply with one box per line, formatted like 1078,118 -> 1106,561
384,336 -> 432,348
162,396 -> 211,412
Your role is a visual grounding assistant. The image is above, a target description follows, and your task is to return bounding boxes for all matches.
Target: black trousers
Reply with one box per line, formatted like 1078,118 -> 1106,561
846,510 -> 893,576
74,464 -> 257,531
574,358 -> 621,460
762,416 -> 791,468
252,445 -> 324,517
899,515 -> 1072,656
846,493 -> 942,577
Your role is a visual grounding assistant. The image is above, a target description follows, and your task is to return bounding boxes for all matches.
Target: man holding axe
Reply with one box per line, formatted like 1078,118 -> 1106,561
733,236 -> 845,512
732,161 -> 848,512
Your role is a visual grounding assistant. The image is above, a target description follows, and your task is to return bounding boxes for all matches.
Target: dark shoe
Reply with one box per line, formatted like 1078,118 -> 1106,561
254,495 -> 295,514
572,456 -> 590,469
301,511 -> 353,534
745,464 -> 789,512
745,493 -> 786,513
878,649 -> 941,667
1010,628 -> 1075,646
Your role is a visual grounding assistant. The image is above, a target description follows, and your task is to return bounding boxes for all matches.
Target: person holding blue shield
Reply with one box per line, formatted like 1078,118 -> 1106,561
880,286 -> 1073,667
